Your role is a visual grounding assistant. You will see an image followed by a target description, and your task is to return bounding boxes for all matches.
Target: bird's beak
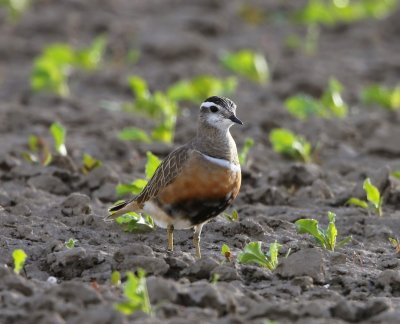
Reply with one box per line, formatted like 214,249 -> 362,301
229,115 -> 243,125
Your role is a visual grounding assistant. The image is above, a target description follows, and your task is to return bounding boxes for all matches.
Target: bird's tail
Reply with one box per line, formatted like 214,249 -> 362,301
107,198 -> 141,219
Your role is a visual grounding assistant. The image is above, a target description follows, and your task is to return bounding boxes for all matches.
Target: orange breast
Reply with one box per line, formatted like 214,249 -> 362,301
158,153 -> 241,206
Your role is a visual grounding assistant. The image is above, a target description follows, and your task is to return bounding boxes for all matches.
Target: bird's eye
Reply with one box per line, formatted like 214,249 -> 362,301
210,106 -> 219,113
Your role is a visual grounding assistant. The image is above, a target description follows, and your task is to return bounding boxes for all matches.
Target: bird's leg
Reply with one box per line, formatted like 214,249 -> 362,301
167,224 -> 174,252
193,223 -> 204,259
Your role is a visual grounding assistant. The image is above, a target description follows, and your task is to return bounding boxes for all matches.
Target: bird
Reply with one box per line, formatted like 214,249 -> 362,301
108,96 -> 242,258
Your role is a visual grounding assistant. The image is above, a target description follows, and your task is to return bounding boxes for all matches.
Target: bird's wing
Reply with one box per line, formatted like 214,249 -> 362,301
135,145 -> 192,206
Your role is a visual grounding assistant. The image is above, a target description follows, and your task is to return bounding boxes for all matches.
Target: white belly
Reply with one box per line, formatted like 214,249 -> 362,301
143,201 -> 192,229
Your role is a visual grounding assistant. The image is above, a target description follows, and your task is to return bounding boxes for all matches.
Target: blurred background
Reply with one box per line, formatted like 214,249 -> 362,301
0,0 -> 399,171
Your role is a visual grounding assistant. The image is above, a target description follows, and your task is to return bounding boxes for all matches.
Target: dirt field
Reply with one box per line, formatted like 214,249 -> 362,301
1,1 -> 400,323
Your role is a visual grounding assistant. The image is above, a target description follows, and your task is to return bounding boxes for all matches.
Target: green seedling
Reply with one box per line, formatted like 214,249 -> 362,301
296,0 -> 398,26
388,237 -> 400,254
22,122 -> 68,165
167,75 -> 237,104
116,212 -> 155,233
12,249 -> 27,274
116,151 -> 161,196
117,127 -> 152,143
31,37 -> 106,97
222,209 -> 239,222
295,211 -> 352,251
220,49 -> 269,84
285,78 -> 347,120
221,244 -> 232,262
0,0 -> 31,21
238,241 -> 281,270
114,270 -> 152,315
361,84 -> 400,110
81,153 -> 102,174
111,270 -> 122,286
74,36 -> 106,70
347,178 -> 383,216
21,135 -> 52,165
65,238 -> 78,249
50,122 -> 67,156
239,137 -> 254,166
125,76 -> 178,143
269,128 -> 312,162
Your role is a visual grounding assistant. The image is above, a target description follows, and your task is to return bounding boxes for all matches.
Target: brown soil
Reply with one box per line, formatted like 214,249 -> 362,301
1,1 -> 400,323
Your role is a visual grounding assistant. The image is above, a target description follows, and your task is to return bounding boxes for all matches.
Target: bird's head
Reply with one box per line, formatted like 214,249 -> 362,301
199,96 -> 243,130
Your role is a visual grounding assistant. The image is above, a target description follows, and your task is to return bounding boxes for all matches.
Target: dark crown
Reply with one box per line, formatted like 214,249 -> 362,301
204,96 -> 235,109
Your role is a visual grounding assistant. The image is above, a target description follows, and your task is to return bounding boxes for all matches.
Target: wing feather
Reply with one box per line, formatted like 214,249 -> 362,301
135,145 -> 191,205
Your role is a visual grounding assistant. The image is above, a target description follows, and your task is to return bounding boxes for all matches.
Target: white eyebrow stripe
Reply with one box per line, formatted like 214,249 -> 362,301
200,102 -> 224,110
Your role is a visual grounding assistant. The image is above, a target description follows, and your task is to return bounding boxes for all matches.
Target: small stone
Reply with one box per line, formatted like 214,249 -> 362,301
291,276 -> 314,291
180,257 -> 219,281
211,264 -> 240,282
47,276 -> 58,284
115,255 -> 169,276
28,174 -> 69,195
114,244 -> 154,262
277,248 -> 326,283
61,193 -> 91,217
280,163 -> 321,187
147,276 -> 179,304
330,300 -> 362,322
377,269 -> 400,293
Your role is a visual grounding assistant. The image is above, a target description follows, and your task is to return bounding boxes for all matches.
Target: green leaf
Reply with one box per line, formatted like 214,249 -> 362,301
285,94 -> 323,120
238,241 -> 281,270
363,178 -> 381,212
128,76 -> 150,101
117,127 -> 151,143
295,218 -> 326,248
346,197 -> 369,209
12,249 -> 27,274
362,84 -> 400,110
337,236 -> 352,249
31,57 -> 70,97
221,244 -> 231,256
115,212 -> 154,233
75,36 -> 106,70
167,75 -> 237,103
145,151 -> 161,179
116,179 -> 148,196
326,212 -> 337,251
321,78 -> 348,118
221,50 -> 269,84
222,209 -> 239,222
269,128 -> 311,162
239,137 -> 254,165
238,241 -> 268,267
65,238 -> 78,249
296,0 -> 399,26
267,241 -> 282,270
82,153 -> 102,174
28,135 -> 40,152
50,122 -> 67,156
285,78 -> 347,120
111,271 -> 121,286
114,270 -> 151,315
